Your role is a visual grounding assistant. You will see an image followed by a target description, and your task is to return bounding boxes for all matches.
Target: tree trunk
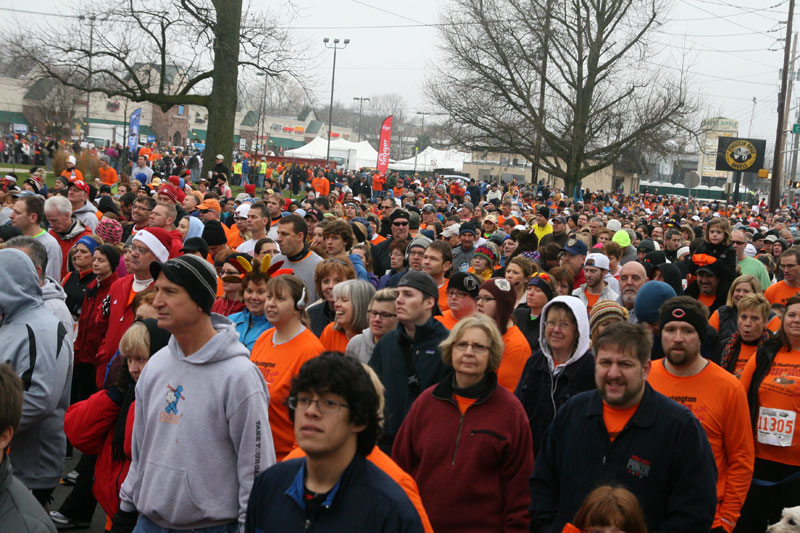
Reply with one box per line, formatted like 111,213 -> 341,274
202,0 -> 243,180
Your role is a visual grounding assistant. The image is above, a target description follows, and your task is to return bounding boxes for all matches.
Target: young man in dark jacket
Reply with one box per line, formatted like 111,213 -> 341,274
369,271 -> 450,452
0,363 -> 56,531
245,354 -> 424,532
530,321 -> 717,533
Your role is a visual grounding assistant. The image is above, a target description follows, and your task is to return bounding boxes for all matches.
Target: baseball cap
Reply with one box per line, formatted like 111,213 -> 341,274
561,238 -> 588,257
584,253 -> 610,270
304,208 -> 322,222
397,271 -> 439,300
197,198 -> 221,213
69,180 -> 90,194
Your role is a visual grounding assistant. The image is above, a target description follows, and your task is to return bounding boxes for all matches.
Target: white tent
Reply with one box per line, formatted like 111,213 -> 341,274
389,146 -> 472,172
283,137 -> 381,170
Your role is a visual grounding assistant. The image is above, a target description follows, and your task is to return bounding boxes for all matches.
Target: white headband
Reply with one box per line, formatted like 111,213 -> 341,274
133,230 -> 169,262
4,174 -> 16,184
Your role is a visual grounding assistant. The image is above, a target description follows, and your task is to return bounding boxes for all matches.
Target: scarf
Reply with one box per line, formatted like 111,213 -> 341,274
720,329 -> 772,373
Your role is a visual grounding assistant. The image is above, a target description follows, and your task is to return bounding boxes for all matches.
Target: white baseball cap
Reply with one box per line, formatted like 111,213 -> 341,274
584,253 -> 610,270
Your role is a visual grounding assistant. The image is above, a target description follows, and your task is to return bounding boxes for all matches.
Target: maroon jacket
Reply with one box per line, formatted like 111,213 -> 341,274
392,372 -> 533,532
64,390 -> 134,516
74,273 -> 118,365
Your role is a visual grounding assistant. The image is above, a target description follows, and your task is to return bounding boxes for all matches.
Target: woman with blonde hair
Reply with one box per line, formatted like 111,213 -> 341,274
709,274 -> 780,346
345,288 -> 399,364
393,316 -> 533,533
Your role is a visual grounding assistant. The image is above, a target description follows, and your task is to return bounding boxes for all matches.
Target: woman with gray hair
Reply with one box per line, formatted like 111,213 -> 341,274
319,279 -> 376,352
392,315 -> 534,532
345,288 -> 399,363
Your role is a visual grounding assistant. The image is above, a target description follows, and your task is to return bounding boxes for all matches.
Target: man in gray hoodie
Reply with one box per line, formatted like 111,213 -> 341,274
0,248 -> 73,507
5,236 -> 74,339
114,255 -> 276,532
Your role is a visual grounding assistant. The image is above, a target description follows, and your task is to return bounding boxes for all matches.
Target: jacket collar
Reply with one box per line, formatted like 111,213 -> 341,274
586,382 -> 657,429
0,456 -> 10,492
398,315 -> 439,343
433,371 -> 497,404
285,454 -> 366,511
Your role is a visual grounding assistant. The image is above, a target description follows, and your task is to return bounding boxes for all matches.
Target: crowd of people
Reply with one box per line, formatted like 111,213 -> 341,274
1,150 -> 800,533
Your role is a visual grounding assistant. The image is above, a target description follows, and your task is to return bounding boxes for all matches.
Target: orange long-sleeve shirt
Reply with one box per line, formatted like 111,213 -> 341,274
97,165 -> 118,185
284,446 -> 434,533
740,347 -> 800,467
498,326 -> 531,392
250,327 -> 325,460
649,360 -> 754,532
312,176 -> 330,198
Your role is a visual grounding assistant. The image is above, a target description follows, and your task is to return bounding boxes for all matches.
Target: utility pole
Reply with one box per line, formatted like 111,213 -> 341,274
353,96 -> 370,142
770,0 -> 795,211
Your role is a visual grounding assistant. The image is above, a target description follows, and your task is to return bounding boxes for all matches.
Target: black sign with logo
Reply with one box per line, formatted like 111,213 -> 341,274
715,137 -> 766,173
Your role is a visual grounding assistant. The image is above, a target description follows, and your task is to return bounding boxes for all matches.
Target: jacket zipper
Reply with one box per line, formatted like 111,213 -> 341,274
305,518 -> 311,531
451,414 -> 465,465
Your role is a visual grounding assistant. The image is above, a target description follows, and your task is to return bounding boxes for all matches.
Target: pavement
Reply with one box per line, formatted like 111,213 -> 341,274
49,453 -> 108,533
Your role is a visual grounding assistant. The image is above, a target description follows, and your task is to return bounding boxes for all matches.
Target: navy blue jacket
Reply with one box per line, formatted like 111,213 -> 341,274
245,455 -> 423,533
530,383 -> 717,533
369,316 -> 451,449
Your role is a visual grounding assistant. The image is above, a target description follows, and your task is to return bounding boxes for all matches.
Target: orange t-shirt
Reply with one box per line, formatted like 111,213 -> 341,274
648,360 -> 754,531
698,293 -> 716,309
61,168 -> 84,182
454,394 -> 478,415
498,326 -> 531,392
732,343 -> 758,380
740,347 -> 800,466
250,327 -> 325,460
437,283 -> 450,313
97,165 -> 118,185
226,225 -> 245,250
602,401 -> 638,442
319,323 -> 350,352
765,280 -> 800,306
584,292 -> 600,315
435,310 -> 460,330
283,447 -> 434,533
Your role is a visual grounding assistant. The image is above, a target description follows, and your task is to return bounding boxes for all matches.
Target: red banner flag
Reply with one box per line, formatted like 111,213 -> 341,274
376,115 -> 393,176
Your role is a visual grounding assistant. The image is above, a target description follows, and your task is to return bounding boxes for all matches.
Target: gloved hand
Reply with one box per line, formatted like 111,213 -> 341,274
109,509 -> 138,533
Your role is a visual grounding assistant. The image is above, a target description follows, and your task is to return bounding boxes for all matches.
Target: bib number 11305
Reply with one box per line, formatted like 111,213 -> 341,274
757,407 -> 796,447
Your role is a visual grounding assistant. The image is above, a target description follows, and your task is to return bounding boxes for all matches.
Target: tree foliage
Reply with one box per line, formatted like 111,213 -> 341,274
428,0 -> 698,192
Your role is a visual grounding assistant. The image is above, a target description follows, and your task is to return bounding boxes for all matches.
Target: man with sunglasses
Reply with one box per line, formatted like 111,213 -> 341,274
371,209 -> 411,277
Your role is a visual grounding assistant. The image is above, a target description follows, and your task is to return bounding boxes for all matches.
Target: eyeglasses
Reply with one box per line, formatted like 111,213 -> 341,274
476,295 -> 496,303
392,221 -> 409,226
131,245 -> 151,256
288,396 -> 349,414
545,320 -> 575,330
368,310 -> 397,320
446,290 -> 469,299
453,341 -> 490,354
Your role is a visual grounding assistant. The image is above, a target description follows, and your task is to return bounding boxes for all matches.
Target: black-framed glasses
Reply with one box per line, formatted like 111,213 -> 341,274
368,310 -> 397,320
288,396 -> 349,414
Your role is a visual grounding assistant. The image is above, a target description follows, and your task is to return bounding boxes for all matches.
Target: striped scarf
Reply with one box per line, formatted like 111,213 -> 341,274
720,329 -> 772,373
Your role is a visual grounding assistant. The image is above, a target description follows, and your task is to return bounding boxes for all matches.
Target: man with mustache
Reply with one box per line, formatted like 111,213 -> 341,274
617,261 -> 646,323
648,296 -> 754,533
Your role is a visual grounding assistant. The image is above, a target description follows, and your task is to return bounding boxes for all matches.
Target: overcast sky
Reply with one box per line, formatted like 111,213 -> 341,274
3,0 -> 793,146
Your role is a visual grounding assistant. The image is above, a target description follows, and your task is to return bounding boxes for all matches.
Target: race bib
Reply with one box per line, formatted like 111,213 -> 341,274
757,407 -> 796,447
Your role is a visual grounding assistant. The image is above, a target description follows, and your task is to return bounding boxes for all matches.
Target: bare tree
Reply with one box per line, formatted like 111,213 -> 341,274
428,0 -> 699,192
12,0 -> 304,176
23,79 -> 80,139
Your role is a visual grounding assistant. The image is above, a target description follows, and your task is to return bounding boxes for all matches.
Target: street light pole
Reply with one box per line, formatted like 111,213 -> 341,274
414,111 -> 441,172
256,72 -> 268,153
353,96 -> 370,142
323,37 -> 350,165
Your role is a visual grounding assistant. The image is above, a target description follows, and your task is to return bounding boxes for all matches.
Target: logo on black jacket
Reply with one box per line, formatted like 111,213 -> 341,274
626,455 -> 651,478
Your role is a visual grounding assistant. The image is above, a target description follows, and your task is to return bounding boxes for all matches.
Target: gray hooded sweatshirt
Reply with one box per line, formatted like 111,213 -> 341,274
537,295 -> 592,377
119,314 -> 275,528
345,326 -> 377,364
72,200 -> 98,232
0,249 -> 72,490
41,276 -> 74,341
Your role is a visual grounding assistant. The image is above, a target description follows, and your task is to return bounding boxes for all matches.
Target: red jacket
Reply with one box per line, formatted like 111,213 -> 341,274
50,223 -> 92,279
74,273 -> 119,365
95,275 -> 153,388
64,390 -> 134,516
392,372 -> 533,532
